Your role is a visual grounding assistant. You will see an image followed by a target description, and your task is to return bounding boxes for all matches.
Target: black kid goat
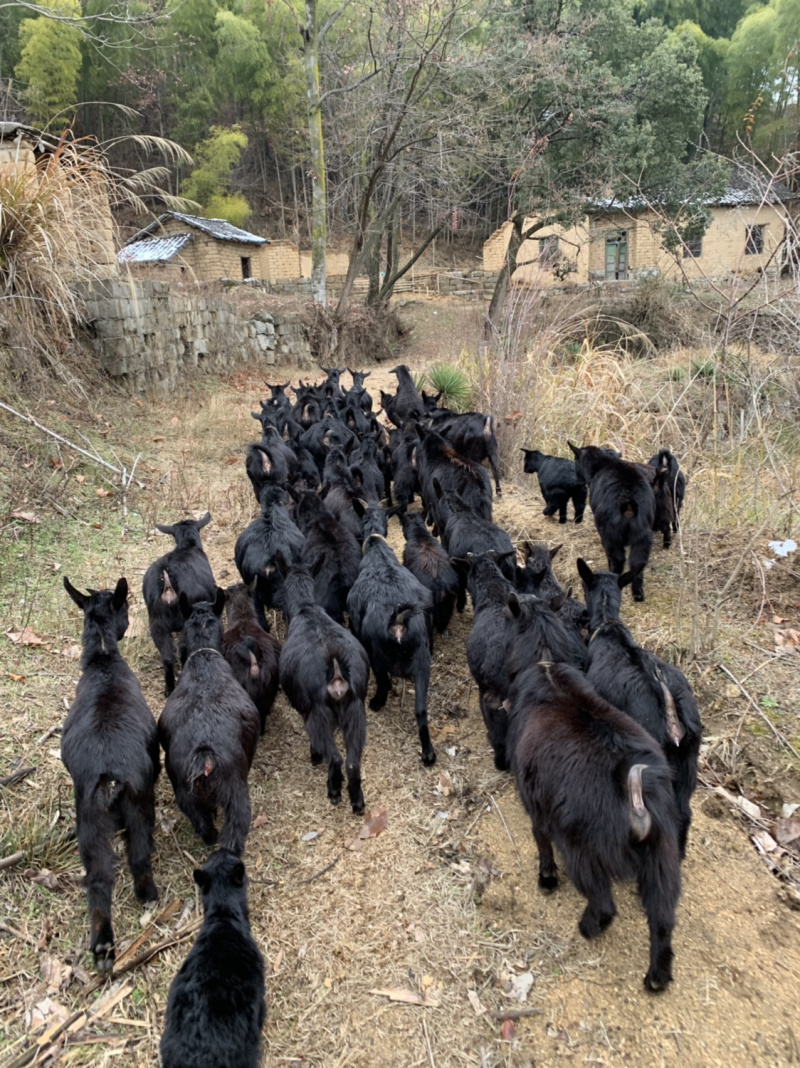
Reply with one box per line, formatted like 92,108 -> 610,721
508,661 -> 682,992
278,556 -> 370,812
62,576 -> 159,972
222,584 -> 281,734
160,850 -> 266,1068
159,590 -> 260,856
569,443 -> 655,601
648,448 -> 685,530
347,504 -> 436,765
429,407 -> 502,498
143,513 -> 216,696
577,559 -> 702,857
292,489 -> 361,625
521,448 -> 587,524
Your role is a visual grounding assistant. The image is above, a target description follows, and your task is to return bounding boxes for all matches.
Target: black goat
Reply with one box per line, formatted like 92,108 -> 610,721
389,422 -> 421,513
300,415 -> 356,481
464,555 -> 516,769
429,408 -> 502,497
61,576 -> 159,972
222,583 -> 281,734
416,424 -> 492,530
400,511 -> 459,638
158,590 -> 260,856
349,434 -> 386,502
380,364 -> 426,426
348,368 -> 373,411
319,446 -> 366,539
245,442 -> 289,503
291,381 -> 323,430
278,557 -> 369,812
142,513 -> 216,696
577,559 -> 702,857
347,505 -> 436,765
160,850 -> 266,1068
293,490 -> 361,624
515,542 -> 589,641
433,481 -> 514,608
320,365 -> 347,402
234,483 -> 305,624
521,448 -> 587,524
648,449 -> 685,531
508,661 -> 682,992
569,443 -> 655,602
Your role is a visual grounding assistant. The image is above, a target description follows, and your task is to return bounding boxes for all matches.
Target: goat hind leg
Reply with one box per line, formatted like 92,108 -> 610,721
305,706 -> 344,805
413,657 -> 436,766
343,698 -> 367,815
78,803 -> 117,972
120,789 -> 158,903
573,862 -> 616,938
533,825 -> 558,891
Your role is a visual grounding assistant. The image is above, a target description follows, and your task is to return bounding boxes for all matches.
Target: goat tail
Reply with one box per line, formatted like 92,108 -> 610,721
483,415 -> 495,438
187,746 -> 217,787
656,448 -> 673,469
620,497 -> 637,519
626,759 -> 675,843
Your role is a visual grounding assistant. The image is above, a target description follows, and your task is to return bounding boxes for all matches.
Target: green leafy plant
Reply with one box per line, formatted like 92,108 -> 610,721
427,363 -> 472,411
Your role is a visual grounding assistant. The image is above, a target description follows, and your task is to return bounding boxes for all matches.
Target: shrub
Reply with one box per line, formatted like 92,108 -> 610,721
427,362 -> 472,410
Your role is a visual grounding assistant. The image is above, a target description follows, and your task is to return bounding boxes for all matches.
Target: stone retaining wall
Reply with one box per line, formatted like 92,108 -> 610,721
75,279 -> 313,395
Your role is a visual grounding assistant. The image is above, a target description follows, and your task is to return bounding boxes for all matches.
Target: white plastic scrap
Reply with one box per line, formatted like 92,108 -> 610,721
769,539 -> 797,558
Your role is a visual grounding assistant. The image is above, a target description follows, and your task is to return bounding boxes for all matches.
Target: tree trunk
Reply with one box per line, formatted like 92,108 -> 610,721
484,217 -> 546,340
303,0 -> 327,306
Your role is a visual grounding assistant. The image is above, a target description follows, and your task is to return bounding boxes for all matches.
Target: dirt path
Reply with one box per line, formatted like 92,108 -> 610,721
1,302 -> 800,1067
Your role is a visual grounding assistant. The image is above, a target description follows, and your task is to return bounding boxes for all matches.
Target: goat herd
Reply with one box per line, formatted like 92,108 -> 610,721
58,364 -> 701,1067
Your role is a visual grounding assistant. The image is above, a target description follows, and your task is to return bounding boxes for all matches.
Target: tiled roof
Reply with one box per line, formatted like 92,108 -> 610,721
117,233 -> 192,263
130,212 -> 268,246
590,164 -> 797,213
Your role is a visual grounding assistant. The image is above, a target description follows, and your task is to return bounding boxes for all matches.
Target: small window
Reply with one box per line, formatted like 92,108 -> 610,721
683,236 -> 702,259
745,225 -> 765,255
538,235 -> 560,268
241,256 -> 252,279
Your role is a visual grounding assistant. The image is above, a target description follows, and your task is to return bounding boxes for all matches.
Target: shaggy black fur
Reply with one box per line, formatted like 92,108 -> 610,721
521,448 -> 587,523
222,584 -> 281,734
508,661 -> 682,992
61,576 -> 159,972
160,850 -> 266,1068
158,591 -> 260,856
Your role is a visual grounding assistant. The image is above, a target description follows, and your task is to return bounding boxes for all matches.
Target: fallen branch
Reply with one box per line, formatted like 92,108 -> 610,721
0,851 -> 25,872
0,402 -> 122,476
298,854 -> 341,884
492,1007 -> 544,1021
489,794 -> 523,867
0,767 -> 36,788
717,663 -> 800,761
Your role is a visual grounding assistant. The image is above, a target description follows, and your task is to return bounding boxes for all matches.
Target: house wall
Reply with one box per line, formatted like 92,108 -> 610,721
481,218 -> 590,285
485,204 -> 792,285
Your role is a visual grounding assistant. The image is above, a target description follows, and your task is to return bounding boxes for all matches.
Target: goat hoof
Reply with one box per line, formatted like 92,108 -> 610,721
422,748 -> 437,767
369,695 -> 387,711
538,873 -> 558,892
633,592 -> 645,603
493,752 -> 510,772
559,517 -> 568,524
93,941 -> 115,973
134,875 -> 158,904
200,827 -> 219,846
644,969 -> 672,992
351,799 -> 365,816
310,748 -> 324,766
329,791 -> 342,806
574,516 -> 583,524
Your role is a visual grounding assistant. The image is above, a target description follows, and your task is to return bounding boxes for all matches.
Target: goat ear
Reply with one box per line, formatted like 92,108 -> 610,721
63,576 -> 89,611
111,577 -> 128,611
272,550 -> 289,579
231,861 -> 246,887
212,587 -> 226,616
193,868 -> 211,892
567,441 -> 580,457
352,499 -> 367,519
432,477 -> 443,499
507,592 -> 522,618
179,592 -> 192,619
284,481 -> 300,502
576,558 -> 594,588
523,540 -> 535,560
549,591 -> 567,611
618,562 -> 645,588
156,522 -> 175,536
550,544 -> 562,560
251,411 -> 263,421
195,512 -> 211,530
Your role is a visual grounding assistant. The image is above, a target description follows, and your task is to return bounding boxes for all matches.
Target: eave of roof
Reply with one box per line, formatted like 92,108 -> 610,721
117,233 -> 193,264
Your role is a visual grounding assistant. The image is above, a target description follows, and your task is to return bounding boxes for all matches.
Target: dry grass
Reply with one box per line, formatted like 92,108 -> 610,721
2,305 -> 800,1066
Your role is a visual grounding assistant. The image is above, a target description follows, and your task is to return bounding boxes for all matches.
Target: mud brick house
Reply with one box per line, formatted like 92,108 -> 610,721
483,165 -> 798,288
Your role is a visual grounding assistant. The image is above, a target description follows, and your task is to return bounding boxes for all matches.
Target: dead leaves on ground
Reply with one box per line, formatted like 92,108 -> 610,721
345,808 -> 387,852
369,987 -> 440,1008
7,627 -> 44,646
